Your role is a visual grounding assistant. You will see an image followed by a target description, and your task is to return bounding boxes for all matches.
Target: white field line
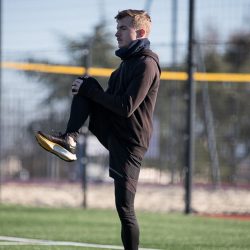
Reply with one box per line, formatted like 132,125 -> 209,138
0,242 -> 38,245
0,236 -> 161,250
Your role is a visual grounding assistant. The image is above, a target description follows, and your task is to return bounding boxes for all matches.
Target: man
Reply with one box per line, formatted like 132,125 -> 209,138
36,9 -> 161,250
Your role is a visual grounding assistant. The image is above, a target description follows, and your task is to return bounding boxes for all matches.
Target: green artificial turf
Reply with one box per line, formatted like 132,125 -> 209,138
0,205 -> 250,250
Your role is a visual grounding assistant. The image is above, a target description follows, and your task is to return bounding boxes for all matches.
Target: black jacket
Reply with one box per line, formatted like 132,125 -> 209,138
79,48 -> 161,157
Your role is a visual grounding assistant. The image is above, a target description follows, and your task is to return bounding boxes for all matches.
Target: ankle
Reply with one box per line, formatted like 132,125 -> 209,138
65,132 -> 78,142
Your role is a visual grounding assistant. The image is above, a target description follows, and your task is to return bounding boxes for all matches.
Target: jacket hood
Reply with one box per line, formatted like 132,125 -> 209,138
140,49 -> 161,74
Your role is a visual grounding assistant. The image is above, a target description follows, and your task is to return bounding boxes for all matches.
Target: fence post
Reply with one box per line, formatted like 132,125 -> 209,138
0,0 -> 2,204
78,129 -> 88,209
184,0 -> 196,214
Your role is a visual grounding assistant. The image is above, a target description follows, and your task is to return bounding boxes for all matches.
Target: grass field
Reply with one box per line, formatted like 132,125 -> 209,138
0,205 -> 250,250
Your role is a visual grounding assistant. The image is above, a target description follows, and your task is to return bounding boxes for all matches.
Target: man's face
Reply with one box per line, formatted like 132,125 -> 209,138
115,16 -> 137,48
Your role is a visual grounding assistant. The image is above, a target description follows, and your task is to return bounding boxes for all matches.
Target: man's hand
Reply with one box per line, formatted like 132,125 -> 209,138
71,75 -> 103,98
72,76 -> 88,95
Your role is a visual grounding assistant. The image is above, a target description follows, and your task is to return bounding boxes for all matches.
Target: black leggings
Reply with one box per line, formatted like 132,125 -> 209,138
65,95 -> 110,148
114,181 -> 139,250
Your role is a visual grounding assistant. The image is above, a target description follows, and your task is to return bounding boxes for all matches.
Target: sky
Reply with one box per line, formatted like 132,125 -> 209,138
1,0 -> 250,108
3,0 -> 250,66
1,0 -> 250,154
2,0 -> 180,64
2,0 -> 250,120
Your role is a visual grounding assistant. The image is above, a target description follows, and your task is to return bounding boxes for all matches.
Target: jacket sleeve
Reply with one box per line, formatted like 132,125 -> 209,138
79,59 -> 158,117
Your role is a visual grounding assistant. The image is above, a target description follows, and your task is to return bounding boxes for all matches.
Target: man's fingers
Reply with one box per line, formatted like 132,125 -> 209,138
72,81 -> 82,87
75,79 -> 83,84
71,77 -> 84,95
72,88 -> 78,95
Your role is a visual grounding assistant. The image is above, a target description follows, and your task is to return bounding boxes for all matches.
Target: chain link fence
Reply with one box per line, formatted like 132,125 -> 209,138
1,0 -> 250,213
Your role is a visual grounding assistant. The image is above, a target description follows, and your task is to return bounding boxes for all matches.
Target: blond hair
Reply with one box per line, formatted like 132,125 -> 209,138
115,9 -> 152,36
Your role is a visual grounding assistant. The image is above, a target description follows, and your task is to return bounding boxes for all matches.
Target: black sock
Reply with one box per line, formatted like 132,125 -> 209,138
65,95 -> 91,140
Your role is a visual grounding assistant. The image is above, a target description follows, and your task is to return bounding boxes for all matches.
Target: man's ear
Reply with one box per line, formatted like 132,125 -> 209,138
136,29 -> 146,38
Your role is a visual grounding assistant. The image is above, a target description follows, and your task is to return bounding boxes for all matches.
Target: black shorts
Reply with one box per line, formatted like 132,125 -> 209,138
88,102 -> 142,194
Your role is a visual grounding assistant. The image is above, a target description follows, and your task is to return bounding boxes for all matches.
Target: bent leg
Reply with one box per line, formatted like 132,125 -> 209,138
65,95 -> 91,139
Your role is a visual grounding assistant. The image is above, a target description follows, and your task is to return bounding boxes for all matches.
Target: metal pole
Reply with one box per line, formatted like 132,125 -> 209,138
78,132 -> 88,209
196,41 -> 220,187
169,0 -> 178,183
83,39 -> 92,76
79,42 -> 92,208
0,0 -> 2,204
184,0 -> 196,214
145,0 -> 153,14
171,0 -> 178,67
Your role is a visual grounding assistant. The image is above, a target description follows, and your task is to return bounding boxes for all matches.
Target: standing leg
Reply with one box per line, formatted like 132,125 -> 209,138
114,180 -> 140,250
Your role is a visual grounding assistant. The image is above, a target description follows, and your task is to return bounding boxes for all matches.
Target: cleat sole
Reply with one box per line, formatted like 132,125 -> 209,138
35,132 -> 77,162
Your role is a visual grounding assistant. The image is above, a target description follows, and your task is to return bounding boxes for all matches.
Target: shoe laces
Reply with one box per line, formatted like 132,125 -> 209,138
51,130 -> 75,143
51,130 -> 65,138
